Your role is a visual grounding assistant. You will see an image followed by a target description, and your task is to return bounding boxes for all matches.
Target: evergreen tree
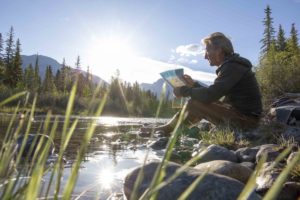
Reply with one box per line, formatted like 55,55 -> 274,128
4,27 -> 15,86
287,23 -> 300,54
260,5 -> 275,55
12,39 -> 23,87
75,55 -> 81,70
24,64 -> 35,90
42,65 -> 57,94
4,26 -> 15,69
33,54 -> 41,92
277,24 -> 286,51
0,33 -> 3,63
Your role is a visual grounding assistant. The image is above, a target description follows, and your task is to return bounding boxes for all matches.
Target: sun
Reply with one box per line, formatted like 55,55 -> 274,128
86,36 -> 136,79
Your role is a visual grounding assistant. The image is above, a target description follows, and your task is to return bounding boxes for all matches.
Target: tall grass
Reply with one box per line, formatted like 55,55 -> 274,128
0,83 -> 108,199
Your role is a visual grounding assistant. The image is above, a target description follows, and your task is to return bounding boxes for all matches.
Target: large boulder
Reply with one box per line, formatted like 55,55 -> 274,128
197,144 -> 237,163
124,161 -> 261,200
194,160 -> 253,184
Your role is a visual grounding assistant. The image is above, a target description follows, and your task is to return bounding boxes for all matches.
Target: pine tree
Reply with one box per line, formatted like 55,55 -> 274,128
260,5 -> 275,55
12,39 -> 23,87
24,64 -> 35,90
4,26 -> 15,69
75,55 -> 81,70
287,23 -> 300,54
4,27 -> 15,86
0,33 -> 3,63
33,54 -> 41,92
42,65 -> 57,94
277,24 -> 286,51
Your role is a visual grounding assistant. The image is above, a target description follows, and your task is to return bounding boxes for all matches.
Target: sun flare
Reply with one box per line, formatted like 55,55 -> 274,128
86,36 -> 136,78
98,169 -> 115,189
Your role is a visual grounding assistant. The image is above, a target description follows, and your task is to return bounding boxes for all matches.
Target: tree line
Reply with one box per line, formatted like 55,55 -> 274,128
0,27 -> 174,117
256,5 -> 300,106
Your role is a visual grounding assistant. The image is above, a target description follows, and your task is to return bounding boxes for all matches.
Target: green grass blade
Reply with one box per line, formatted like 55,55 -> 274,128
0,91 -> 27,107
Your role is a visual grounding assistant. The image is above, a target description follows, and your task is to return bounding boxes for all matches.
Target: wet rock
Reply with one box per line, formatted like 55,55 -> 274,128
256,144 -> 283,163
180,137 -> 199,148
148,137 -> 169,150
197,144 -> 237,164
240,162 -> 255,170
194,160 -> 253,184
124,161 -> 261,200
235,146 -> 261,163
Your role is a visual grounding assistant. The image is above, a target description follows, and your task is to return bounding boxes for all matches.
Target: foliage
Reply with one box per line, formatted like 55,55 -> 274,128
0,27 -> 173,117
256,6 -> 300,106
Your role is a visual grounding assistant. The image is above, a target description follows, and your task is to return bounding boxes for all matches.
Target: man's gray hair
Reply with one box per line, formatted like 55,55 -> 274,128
202,32 -> 234,56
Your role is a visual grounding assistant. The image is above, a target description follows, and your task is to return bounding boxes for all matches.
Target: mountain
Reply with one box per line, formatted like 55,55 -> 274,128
21,55 -> 106,84
21,55 -> 61,79
141,78 -> 173,98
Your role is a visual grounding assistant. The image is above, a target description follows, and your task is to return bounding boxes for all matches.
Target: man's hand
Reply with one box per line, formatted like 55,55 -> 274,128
183,74 -> 195,87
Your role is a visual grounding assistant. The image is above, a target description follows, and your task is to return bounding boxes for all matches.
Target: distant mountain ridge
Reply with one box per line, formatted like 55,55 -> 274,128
21,55 -> 106,84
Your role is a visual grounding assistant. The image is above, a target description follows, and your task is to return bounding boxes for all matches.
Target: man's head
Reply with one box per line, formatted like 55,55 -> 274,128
202,32 -> 234,67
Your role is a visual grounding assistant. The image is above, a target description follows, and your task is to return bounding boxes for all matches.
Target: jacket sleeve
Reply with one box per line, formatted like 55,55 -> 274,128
180,63 -> 249,103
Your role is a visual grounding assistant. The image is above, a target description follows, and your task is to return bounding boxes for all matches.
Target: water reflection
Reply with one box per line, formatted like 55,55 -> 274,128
0,114 -> 168,199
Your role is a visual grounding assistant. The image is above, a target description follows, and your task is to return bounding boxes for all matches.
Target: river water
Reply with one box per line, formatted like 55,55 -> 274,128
0,114 -> 170,199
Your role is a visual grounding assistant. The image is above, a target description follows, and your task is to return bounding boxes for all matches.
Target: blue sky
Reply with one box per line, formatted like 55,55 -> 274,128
0,0 -> 299,83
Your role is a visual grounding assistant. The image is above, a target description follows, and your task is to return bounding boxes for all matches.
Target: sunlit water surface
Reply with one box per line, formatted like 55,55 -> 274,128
0,114 -> 169,199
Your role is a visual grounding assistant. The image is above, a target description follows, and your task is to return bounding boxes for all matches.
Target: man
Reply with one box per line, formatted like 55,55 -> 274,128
142,32 -> 262,134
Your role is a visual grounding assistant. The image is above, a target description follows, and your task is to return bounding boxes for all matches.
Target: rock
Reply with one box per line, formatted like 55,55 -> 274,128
180,137 -> 199,148
277,182 -> 300,200
240,162 -> 255,170
148,137 -> 169,150
124,161 -> 261,200
197,144 -> 238,164
235,146 -> 261,163
282,126 -> 300,144
287,152 -> 300,165
197,121 -> 212,132
256,144 -> 283,163
256,162 -> 283,195
194,160 -> 253,183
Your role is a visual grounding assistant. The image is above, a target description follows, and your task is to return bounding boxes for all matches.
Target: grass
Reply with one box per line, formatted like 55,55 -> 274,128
0,84 -> 299,200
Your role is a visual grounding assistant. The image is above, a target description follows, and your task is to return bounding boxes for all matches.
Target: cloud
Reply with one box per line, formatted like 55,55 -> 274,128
175,44 -> 202,56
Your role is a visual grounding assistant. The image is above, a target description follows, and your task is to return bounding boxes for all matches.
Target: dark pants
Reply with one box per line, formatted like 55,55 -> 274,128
183,99 -> 260,130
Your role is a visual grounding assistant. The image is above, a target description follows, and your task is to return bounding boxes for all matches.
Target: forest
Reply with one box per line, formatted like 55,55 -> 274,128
0,28 -> 174,117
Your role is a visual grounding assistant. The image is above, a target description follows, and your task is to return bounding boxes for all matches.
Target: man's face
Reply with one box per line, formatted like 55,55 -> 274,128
204,43 -> 224,67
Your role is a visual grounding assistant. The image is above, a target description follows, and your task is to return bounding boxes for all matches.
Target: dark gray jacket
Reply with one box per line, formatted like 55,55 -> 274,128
180,54 -> 262,117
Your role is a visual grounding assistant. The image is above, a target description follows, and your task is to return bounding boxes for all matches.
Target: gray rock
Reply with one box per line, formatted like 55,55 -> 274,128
256,144 -> 283,163
256,162 -> 283,195
287,152 -> 300,165
148,137 -> 169,150
124,161 -> 261,200
197,144 -> 238,164
235,146 -> 261,163
197,121 -> 212,132
194,160 -> 253,184
277,182 -> 300,200
282,126 -> 300,144
240,162 -> 255,170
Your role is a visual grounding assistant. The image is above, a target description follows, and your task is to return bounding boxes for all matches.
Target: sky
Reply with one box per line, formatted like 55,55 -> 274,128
0,0 -> 299,84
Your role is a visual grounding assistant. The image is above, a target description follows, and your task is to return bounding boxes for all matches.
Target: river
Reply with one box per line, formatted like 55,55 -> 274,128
0,114 -> 170,199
